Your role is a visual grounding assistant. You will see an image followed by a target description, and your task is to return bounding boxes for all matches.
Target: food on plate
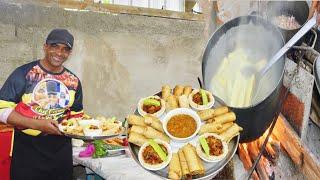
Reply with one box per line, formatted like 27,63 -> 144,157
128,114 -> 147,127
173,85 -> 184,96
128,132 -> 149,146
162,85 -> 171,100
199,107 -> 241,137
188,89 -> 214,111
144,126 -> 170,143
197,106 -> 229,121
196,133 -> 228,162
168,153 -> 182,180
59,119 -> 78,131
61,118 -> 78,127
178,149 -> 190,178
78,119 -> 101,128
67,126 -> 84,136
178,95 -> 189,108
138,139 -> 172,171
144,115 -> 164,132
129,125 -> 170,143
103,137 -> 126,147
167,114 -> 197,138
100,117 -> 123,136
207,111 -> 236,124
199,123 -> 223,135
183,86 -> 192,96
182,143 -> 205,176
163,108 -> 201,141
220,123 -> 243,143
197,109 -> 215,121
130,125 -> 145,135
138,96 -> 165,118
272,15 -> 301,30
127,85 -> 244,179
166,95 -> 179,112
218,122 -> 234,133
59,115 -> 124,138
83,124 -> 102,136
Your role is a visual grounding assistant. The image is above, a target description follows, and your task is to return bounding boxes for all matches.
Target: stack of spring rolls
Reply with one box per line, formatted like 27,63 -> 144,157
197,106 -> 243,142
168,143 -> 205,179
162,85 -> 192,111
127,114 -> 170,146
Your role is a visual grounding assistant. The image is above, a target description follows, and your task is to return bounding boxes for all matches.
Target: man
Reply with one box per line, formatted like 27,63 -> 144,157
0,28 -> 83,180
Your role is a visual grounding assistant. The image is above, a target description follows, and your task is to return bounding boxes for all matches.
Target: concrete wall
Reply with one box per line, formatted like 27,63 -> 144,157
0,1 -> 206,119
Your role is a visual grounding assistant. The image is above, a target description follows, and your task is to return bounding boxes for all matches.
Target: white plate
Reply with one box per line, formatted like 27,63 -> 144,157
138,139 -> 172,171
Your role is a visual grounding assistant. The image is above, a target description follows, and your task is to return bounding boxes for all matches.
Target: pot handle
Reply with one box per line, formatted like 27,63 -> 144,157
197,77 -> 203,89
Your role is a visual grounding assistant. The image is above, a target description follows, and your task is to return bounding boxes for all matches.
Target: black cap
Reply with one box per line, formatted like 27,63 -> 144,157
46,29 -> 74,49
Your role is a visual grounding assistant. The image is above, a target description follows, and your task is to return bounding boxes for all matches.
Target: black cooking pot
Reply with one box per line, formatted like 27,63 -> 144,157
266,1 -> 309,44
202,16 -> 285,142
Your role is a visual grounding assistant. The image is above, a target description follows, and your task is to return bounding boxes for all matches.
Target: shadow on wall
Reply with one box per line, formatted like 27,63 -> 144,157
65,31 -> 133,119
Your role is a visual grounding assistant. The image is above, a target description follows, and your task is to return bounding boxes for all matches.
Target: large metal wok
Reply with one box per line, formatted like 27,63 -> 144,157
202,15 -> 285,142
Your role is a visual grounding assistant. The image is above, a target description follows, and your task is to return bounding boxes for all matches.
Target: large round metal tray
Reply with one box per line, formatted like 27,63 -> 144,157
127,93 -> 240,179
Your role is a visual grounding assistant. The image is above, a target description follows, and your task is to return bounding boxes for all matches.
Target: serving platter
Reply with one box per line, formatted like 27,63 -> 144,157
128,92 -> 240,179
62,132 -> 124,141
58,116 -> 126,141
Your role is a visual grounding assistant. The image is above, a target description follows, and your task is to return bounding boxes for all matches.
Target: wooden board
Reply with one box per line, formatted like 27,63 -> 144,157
273,115 -> 320,179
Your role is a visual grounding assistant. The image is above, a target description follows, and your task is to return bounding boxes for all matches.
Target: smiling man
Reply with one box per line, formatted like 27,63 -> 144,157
0,29 -> 83,180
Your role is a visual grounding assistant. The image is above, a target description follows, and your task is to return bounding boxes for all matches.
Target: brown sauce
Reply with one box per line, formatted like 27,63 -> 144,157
167,114 -> 196,138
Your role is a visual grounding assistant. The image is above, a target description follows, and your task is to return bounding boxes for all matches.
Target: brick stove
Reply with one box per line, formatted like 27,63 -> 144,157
236,29 -> 320,180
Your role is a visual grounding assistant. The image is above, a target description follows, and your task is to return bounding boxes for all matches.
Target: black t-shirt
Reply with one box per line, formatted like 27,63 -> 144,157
0,60 -> 83,135
0,60 -> 84,178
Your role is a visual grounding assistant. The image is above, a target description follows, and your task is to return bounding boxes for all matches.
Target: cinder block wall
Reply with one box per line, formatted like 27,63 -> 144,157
0,1 -> 206,119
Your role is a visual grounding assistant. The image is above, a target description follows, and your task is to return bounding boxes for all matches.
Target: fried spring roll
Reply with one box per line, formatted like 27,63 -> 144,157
213,106 -> 229,116
173,85 -> 184,96
197,109 -> 215,121
220,123 -> 243,143
178,95 -> 189,108
168,153 -> 182,180
178,149 -> 190,178
162,85 -> 171,100
211,112 -> 236,124
144,115 -> 164,132
144,126 -> 170,143
130,125 -> 145,134
128,132 -> 148,146
183,86 -> 192,96
166,95 -> 178,112
182,143 -> 203,176
217,122 -> 234,134
199,123 -> 223,135
127,115 -> 147,127
191,145 -> 205,175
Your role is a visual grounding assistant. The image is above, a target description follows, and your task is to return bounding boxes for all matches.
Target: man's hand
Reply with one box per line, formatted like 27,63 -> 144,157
7,110 -> 62,135
32,119 -> 62,135
309,1 -> 320,25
